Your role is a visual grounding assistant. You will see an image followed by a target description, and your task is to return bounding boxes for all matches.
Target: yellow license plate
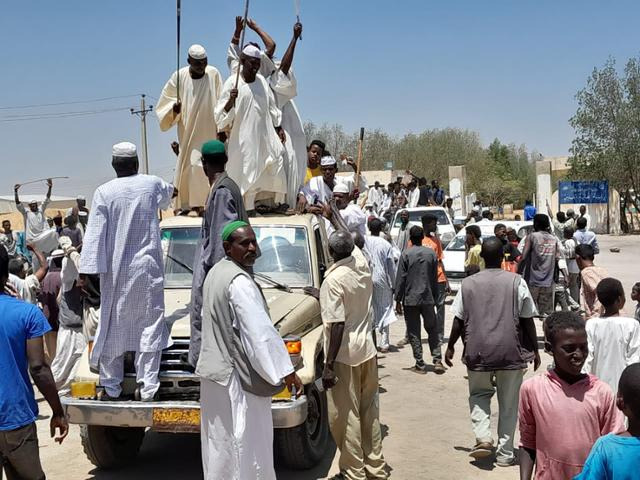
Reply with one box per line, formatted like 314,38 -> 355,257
152,408 -> 200,431
272,387 -> 291,400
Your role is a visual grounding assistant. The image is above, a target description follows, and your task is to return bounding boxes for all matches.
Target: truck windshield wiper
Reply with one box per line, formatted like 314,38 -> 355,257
166,254 -> 193,273
253,272 -> 292,293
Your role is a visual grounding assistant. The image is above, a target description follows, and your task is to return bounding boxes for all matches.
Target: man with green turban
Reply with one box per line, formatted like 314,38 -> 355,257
197,221 -> 302,479
189,140 -> 248,367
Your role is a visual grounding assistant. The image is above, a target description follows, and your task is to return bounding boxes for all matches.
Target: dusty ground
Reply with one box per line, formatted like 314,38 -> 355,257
33,235 -> 638,480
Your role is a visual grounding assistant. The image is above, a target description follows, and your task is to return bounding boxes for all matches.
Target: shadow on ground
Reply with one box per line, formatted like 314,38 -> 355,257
85,431 -> 336,480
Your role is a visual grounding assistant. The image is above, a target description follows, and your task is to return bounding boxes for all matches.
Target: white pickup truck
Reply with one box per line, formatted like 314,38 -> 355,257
61,213 -> 333,470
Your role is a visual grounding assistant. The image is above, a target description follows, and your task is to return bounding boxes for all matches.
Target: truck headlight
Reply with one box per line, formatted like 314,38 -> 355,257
283,335 -> 302,368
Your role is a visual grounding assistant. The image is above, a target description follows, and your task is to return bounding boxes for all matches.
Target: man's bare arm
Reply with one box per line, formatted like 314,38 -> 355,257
27,337 -> 68,444
322,322 -> 344,390
231,16 -> 243,45
519,447 -> 536,480
279,23 -> 302,76
27,244 -> 48,282
247,19 -> 276,58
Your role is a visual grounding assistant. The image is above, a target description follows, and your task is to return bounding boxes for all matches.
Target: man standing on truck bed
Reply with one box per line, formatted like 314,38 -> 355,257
189,139 -> 248,368
197,220 -> 302,480
80,142 -> 176,401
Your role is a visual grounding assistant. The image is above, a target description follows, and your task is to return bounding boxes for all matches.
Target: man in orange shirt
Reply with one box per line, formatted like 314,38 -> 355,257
421,214 -> 449,374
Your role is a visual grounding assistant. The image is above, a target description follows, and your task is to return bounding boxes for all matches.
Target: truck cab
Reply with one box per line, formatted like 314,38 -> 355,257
62,213 -> 333,470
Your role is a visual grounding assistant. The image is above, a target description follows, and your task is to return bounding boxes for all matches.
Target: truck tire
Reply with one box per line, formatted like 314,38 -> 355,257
274,381 -> 330,469
80,424 -> 145,469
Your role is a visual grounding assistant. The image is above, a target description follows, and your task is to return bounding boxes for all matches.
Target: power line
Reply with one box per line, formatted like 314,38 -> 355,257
0,107 -> 133,123
0,94 -> 142,110
2,106 -> 132,119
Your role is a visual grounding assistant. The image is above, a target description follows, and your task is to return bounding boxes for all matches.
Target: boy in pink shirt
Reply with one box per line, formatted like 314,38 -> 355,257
519,311 -> 625,479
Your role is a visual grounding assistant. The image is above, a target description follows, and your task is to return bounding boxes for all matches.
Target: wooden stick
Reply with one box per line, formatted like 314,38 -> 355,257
234,0 -> 251,89
176,0 -> 181,102
356,127 -> 365,189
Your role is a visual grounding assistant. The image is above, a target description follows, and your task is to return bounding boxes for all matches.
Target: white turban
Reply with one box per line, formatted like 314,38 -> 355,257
320,156 -> 337,167
242,44 -> 262,59
112,141 -> 137,158
76,195 -> 85,201
188,44 -> 207,60
333,183 -> 350,194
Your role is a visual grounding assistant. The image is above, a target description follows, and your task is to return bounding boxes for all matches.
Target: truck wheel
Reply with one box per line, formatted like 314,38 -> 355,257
274,382 -> 330,469
80,424 -> 145,469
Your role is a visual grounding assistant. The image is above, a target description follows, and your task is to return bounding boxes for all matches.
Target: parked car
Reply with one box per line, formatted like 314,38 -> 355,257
389,207 -> 456,247
62,214 -> 333,470
443,220 -> 532,292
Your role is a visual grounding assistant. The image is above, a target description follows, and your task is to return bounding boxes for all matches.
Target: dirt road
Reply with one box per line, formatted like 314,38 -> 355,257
34,235 -> 638,479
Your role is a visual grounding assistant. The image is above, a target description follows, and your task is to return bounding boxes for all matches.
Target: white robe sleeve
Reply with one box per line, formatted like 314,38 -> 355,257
156,71 -> 181,132
627,321 -> 640,365
155,177 -> 174,210
264,75 -> 282,128
270,68 -> 298,105
229,275 -> 294,385
227,42 -> 240,75
79,189 -> 109,275
214,77 -> 236,131
60,251 -> 80,292
260,53 -> 277,78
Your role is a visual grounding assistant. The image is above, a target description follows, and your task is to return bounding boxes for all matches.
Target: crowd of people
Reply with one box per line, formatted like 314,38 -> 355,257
2,14 -> 640,480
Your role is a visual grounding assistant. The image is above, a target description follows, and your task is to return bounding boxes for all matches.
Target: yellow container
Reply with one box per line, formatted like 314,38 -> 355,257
70,381 -> 97,399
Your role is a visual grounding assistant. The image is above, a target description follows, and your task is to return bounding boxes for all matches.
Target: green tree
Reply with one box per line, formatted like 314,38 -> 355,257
569,57 -> 640,231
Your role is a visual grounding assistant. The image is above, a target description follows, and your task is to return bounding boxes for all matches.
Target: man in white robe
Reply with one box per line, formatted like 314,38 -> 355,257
197,221 -> 302,480
298,156 -> 366,213
331,183 -> 368,238
364,219 -> 397,352
156,44 -> 223,209
51,237 -> 86,396
14,180 -> 59,260
215,44 -> 287,213
368,182 -> 385,213
79,142 -> 176,401
407,181 -> 420,208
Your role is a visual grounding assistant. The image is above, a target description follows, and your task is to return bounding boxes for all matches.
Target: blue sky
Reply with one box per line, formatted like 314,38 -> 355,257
1,0 -> 639,199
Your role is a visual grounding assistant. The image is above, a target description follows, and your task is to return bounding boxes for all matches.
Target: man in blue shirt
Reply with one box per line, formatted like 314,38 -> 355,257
0,245 -> 68,479
524,200 -> 537,221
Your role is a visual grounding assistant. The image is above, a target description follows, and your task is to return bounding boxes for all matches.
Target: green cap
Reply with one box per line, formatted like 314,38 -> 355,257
221,220 -> 250,241
201,140 -> 226,156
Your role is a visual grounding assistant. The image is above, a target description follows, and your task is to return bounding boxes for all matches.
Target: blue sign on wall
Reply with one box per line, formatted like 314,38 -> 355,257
559,180 -> 609,204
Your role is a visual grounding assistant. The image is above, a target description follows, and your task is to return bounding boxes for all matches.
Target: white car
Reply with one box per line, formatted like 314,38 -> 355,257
442,220 -> 532,292
390,207 -> 456,247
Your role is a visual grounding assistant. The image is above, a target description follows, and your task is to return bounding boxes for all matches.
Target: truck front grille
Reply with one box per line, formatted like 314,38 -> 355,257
124,338 -> 200,401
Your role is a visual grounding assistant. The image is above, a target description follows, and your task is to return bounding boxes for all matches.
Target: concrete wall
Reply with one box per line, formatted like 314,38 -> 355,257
536,160 -> 552,210
448,166 -> 466,216
552,188 -> 621,234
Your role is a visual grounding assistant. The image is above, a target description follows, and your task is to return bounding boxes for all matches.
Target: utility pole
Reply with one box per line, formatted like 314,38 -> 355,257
130,94 -> 153,174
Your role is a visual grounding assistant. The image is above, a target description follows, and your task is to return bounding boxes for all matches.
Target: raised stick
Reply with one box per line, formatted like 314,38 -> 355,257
356,127 -> 365,189
234,0 -> 251,89
176,0 -> 181,102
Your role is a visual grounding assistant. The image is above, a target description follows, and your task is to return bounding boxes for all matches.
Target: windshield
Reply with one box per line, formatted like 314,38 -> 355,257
447,233 -> 498,252
161,225 -> 312,288
394,210 -> 449,228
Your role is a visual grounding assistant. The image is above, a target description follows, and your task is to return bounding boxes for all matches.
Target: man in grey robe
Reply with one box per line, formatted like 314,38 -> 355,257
189,140 -> 248,367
